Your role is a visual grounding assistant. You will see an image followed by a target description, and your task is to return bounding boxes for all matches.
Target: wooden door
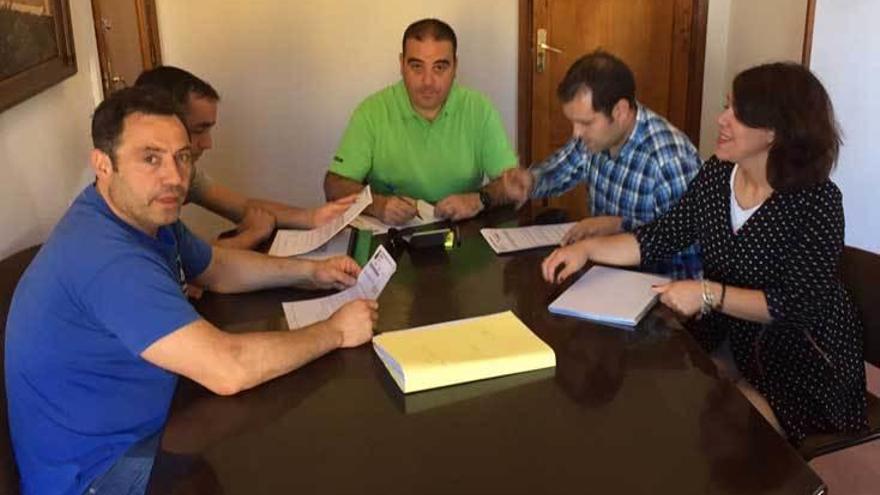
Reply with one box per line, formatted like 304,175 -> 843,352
91,0 -> 162,96
518,0 -> 708,220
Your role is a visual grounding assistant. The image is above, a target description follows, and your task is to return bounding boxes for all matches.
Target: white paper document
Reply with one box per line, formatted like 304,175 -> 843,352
349,200 -> 441,234
268,187 -> 372,257
480,222 -> 576,254
282,245 -> 397,329
548,265 -> 669,327
294,229 -> 352,261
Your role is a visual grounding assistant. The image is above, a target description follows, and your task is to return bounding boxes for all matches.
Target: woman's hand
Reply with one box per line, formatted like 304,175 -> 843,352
541,242 -> 591,284
652,280 -> 703,318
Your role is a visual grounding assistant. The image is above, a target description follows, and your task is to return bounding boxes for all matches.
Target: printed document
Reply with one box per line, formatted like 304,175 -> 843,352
349,200 -> 441,234
294,229 -> 352,261
268,187 -> 372,257
548,265 -> 669,326
481,222 -> 576,254
282,245 -> 397,329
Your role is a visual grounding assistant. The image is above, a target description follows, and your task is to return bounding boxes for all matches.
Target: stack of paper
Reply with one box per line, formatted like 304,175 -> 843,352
548,266 -> 669,326
481,223 -> 576,254
350,200 -> 441,234
282,245 -> 397,329
372,311 -> 556,394
268,187 -> 372,257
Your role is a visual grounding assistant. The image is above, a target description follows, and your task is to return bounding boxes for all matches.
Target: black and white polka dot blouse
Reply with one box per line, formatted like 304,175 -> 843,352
634,157 -> 867,442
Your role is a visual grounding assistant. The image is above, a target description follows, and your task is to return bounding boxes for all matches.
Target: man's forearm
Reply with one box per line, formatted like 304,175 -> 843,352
223,320 -> 342,394
246,198 -> 311,229
481,175 -> 512,207
324,172 -> 365,201
324,172 -> 395,218
144,319 -> 342,397
213,229 -> 267,251
196,247 -> 314,293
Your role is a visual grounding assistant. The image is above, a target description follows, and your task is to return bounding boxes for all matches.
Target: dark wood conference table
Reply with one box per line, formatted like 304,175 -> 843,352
147,209 -> 825,495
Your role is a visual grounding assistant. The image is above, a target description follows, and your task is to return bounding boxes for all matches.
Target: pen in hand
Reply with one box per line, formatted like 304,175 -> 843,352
387,183 -> 421,220
406,198 -> 423,220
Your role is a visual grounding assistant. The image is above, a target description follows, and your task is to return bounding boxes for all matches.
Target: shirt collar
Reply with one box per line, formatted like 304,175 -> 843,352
394,80 -> 460,123
84,184 -> 177,249
614,102 -> 647,159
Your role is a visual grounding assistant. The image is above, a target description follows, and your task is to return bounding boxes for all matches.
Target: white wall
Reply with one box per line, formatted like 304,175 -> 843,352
699,0 -> 731,157
154,0 -> 518,239
699,0 -> 806,158
811,0 -> 880,253
0,0 -> 103,259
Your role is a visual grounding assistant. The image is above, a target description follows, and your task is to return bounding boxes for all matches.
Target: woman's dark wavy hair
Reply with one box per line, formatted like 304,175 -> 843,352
732,62 -> 841,192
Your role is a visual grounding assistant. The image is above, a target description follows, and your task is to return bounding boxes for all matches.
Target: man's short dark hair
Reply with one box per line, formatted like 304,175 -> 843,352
556,50 -> 636,117
402,18 -> 457,59
134,65 -> 220,111
91,86 -> 183,165
732,62 -> 841,192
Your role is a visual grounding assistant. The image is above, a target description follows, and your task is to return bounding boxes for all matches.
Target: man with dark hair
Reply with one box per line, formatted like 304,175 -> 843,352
324,18 -> 517,225
5,86 -> 377,495
135,66 -> 356,250
500,50 -> 702,279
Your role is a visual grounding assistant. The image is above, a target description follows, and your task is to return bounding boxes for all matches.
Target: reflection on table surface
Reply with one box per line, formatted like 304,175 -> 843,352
148,209 -> 824,495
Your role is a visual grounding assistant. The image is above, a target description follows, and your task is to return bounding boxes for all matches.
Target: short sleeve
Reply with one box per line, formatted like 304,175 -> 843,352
478,99 -> 517,178
329,103 -> 374,182
84,252 -> 202,355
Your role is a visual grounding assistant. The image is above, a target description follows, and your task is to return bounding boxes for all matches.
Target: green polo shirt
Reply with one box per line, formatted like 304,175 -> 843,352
329,81 -> 517,203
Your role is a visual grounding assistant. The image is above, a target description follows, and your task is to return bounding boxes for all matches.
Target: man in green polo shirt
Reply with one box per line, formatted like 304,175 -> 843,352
323,18 -> 518,225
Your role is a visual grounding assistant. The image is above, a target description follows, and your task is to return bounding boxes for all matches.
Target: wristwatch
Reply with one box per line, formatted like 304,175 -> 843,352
478,189 -> 492,210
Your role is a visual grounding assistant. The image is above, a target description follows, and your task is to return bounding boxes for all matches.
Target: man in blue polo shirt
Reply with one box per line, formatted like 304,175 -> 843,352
324,18 -> 518,225
5,87 -> 378,495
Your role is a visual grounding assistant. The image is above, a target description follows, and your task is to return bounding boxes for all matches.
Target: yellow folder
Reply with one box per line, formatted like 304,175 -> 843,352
372,311 -> 556,394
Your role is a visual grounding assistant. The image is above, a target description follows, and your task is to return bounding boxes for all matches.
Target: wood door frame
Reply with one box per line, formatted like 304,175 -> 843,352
91,0 -> 162,96
802,0 -> 817,66
135,0 -> 162,69
517,0 -> 709,166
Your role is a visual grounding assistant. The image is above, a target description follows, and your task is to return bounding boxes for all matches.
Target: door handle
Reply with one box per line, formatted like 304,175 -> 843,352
538,42 -> 563,54
536,29 -> 563,73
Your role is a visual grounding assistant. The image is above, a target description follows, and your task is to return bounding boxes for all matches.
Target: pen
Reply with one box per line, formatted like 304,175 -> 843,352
407,198 -> 423,220
387,183 -> 421,220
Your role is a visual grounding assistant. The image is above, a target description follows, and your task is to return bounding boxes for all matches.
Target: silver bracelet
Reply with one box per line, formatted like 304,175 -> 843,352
700,279 -> 715,316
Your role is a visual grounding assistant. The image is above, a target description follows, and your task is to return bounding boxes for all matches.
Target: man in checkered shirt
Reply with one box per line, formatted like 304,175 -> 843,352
500,50 -> 702,279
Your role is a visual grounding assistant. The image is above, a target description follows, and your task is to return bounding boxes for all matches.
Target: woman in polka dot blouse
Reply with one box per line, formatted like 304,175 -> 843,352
541,62 -> 867,443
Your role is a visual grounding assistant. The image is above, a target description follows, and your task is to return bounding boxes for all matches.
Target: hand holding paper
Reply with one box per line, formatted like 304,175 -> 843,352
308,256 -> 360,290
269,187 -> 372,257
283,245 -> 397,330
326,299 -> 379,348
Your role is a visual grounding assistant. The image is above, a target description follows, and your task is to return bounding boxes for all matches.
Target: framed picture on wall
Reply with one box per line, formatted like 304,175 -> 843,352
0,0 -> 77,112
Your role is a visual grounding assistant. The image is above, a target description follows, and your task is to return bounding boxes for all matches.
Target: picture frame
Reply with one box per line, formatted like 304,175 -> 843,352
0,0 -> 77,112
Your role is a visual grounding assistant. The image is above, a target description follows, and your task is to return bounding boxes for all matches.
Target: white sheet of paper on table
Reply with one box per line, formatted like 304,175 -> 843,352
294,229 -> 352,261
349,200 -> 441,235
282,245 -> 397,329
268,187 -> 372,257
480,222 -> 576,254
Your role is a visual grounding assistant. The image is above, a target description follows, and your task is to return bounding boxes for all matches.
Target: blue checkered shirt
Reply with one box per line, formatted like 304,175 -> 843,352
531,104 -> 703,279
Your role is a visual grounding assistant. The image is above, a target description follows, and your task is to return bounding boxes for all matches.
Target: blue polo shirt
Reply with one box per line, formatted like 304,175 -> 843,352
5,185 -> 212,495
